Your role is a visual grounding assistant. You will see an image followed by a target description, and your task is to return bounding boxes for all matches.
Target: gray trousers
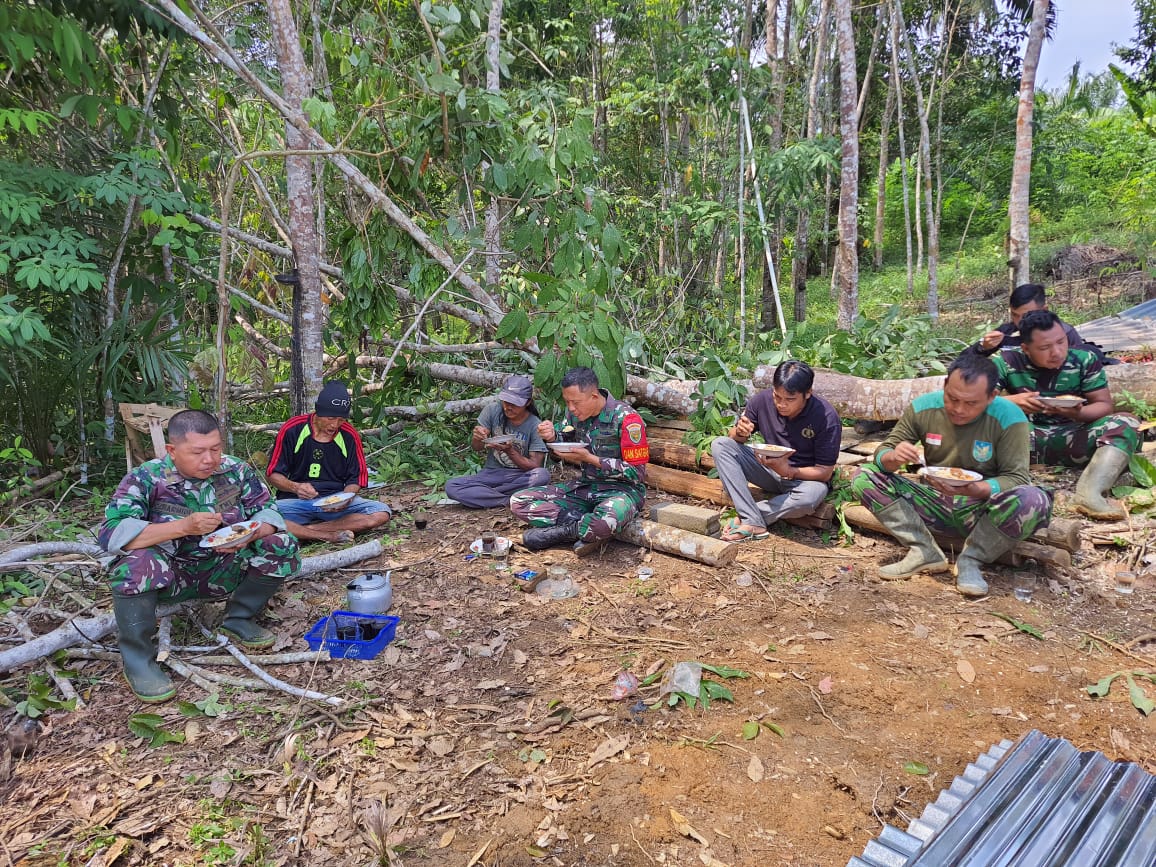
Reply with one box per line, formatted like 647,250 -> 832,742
710,436 -> 828,528
446,466 -> 551,509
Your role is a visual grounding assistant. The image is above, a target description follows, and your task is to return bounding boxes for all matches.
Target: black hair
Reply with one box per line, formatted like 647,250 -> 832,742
524,399 -> 540,418
168,409 -> 220,442
772,360 -> 814,395
1019,309 -> 1064,344
1009,283 -> 1047,309
946,353 -> 998,395
560,366 -> 600,392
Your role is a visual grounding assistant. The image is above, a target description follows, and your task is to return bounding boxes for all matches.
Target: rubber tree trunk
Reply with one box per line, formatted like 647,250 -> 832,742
267,0 -> 325,413
833,0 -> 859,331
888,3 -> 914,295
1008,0 -> 1050,290
873,56 -> 895,271
483,0 -> 504,289
894,0 -> 940,319
793,0 -> 831,325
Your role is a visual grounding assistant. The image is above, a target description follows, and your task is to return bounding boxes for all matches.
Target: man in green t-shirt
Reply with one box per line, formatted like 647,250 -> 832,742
851,354 -> 1052,597
990,309 -> 1140,521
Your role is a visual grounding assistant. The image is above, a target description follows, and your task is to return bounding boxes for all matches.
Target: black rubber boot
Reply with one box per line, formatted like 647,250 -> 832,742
112,592 -> 176,703
522,521 -> 581,551
219,576 -> 282,649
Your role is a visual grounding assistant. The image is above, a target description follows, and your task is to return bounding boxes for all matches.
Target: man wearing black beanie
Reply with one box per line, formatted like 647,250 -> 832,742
266,381 -> 392,542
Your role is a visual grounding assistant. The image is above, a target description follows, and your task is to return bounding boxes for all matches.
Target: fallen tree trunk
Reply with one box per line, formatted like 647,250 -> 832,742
616,519 -> 737,567
0,540 -> 383,673
748,363 -> 1156,421
842,504 -> 1071,569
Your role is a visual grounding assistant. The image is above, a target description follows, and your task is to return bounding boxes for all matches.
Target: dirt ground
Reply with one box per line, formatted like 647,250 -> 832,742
2,484 -> 1155,867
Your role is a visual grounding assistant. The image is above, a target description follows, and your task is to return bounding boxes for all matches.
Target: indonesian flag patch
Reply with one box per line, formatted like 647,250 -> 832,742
926,433 -> 943,447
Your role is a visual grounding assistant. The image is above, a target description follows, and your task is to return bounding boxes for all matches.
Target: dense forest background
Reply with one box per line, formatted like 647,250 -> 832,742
2,0 -> 1156,496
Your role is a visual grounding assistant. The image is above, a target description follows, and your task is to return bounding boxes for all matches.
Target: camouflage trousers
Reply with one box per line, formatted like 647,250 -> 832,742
107,532 -> 301,602
1031,413 -> 1141,466
509,481 -> 645,542
852,465 -> 1052,541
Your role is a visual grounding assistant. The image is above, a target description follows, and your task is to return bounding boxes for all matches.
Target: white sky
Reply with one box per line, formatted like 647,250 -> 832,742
1037,0 -> 1139,87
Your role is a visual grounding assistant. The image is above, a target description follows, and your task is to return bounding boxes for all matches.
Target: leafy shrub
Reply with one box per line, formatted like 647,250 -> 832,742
798,305 -> 965,379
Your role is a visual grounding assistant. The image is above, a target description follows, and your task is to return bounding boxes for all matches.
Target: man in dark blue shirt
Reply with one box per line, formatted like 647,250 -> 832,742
711,360 -> 841,542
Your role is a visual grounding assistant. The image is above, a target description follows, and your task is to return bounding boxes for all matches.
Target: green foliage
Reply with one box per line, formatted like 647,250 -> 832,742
797,305 -> 965,378
1086,670 -> 1156,716
14,673 -> 77,718
128,712 -> 186,747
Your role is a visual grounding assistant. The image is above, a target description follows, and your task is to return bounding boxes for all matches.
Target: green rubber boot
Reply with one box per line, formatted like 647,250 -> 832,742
954,517 -> 1017,598
876,499 -> 950,580
1073,445 -> 1129,521
219,576 -> 282,649
112,592 -> 176,703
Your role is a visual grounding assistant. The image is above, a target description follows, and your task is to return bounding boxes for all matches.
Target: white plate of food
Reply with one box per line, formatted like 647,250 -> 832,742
1036,394 -> 1086,409
470,536 -> 511,555
546,441 -> 587,452
313,491 -> 356,512
200,520 -> 261,549
920,466 -> 983,487
751,443 -> 796,459
483,433 -> 517,447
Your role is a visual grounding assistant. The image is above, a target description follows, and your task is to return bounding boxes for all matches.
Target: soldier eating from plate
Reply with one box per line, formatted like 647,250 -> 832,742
267,381 -> 392,542
711,360 -> 840,542
988,309 -> 1141,521
100,410 -> 300,702
851,354 -> 1052,597
511,366 -> 648,554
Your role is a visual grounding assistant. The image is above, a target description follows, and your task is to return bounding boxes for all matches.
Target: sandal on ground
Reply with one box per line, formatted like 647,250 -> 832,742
720,525 -> 770,543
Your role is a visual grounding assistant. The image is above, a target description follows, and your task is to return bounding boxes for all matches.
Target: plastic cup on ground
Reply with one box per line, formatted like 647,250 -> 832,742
1114,570 -> 1136,595
637,566 -> 654,581
1012,571 -> 1036,603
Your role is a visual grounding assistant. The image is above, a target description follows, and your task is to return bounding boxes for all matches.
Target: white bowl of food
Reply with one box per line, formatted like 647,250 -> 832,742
313,491 -> 356,512
920,466 -> 983,487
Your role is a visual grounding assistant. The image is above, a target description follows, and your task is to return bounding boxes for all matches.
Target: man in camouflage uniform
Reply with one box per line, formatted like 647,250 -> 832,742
852,354 -> 1051,597
100,410 -> 300,702
511,367 -> 648,553
989,309 -> 1140,521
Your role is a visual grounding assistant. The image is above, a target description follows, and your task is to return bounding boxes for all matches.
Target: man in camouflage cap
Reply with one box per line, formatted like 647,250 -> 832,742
990,309 -> 1140,521
100,410 -> 300,702
511,367 -> 649,553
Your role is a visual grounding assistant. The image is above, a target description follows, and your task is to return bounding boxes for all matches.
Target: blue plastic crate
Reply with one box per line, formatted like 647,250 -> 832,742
303,611 -> 400,660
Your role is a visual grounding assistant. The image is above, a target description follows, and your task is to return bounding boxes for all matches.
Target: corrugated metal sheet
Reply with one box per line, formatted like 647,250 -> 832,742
848,730 -> 1156,867
1077,299 -> 1156,353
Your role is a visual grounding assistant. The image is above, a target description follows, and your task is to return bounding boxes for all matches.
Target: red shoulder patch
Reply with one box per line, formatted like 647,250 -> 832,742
620,413 -> 649,465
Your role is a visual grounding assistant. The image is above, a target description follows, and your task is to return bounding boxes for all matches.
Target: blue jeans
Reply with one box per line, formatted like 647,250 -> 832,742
275,496 -> 391,525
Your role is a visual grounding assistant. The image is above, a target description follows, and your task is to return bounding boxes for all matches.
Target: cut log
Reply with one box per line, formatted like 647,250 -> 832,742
645,464 -> 764,507
643,464 -> 834,530
650,502 -> 721,536
615,519 -> 737,567
842,504 -> 1072,569
649,439 -> 716,471
748,363 -> 1156,421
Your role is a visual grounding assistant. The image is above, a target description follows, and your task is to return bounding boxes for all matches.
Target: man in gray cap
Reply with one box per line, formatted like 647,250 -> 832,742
445,374 -> 550,508
266,381 -> 392,542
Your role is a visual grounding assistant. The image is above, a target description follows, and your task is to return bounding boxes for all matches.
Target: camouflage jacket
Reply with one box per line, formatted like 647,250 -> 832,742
993,347 -> 1108,428
99,455 -> 286,556
556,390 -> 649,490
